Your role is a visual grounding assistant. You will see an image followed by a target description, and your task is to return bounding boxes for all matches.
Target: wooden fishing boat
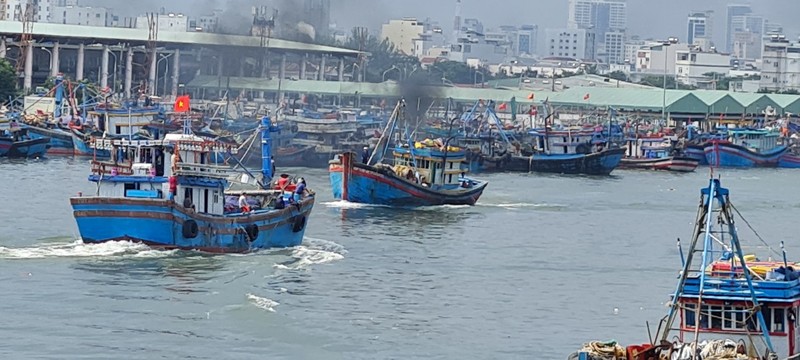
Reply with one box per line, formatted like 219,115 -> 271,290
620,137 -> 699,172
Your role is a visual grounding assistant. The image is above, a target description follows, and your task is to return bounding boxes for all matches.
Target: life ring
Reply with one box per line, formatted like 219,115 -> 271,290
182,220 -> 199,238
292,215 -> 306,233
244,224 -> 259,241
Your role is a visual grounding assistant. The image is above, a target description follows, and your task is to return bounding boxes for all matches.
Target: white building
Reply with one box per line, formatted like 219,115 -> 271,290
189,10 -> 221,33
413,26 -> 446,58
380,18 -> 425,55
135,13 -> 188,32
51,5 -> 111,26
603,30 -> 625,64
635,42 -> 691,75
730,14 -> 764,60
448,29 -> 509,65
545,28 -> 596,60
759,35 -> 800,92
3,0 -> 52,22
675,48 -> 731,87
568,0 -> 625,60
687,11 -> 713,46
515,25 -> 537,56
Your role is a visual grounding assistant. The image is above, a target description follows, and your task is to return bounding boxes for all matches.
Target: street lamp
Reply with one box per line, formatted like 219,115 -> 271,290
382,65 -> 400,82
660,37 -> 679,121
107,50 -> 118,93
474,70 -> 484,88
39,47 -> 52,76
155,53 -> 172,96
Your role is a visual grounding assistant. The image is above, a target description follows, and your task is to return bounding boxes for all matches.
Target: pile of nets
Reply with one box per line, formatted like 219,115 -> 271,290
576,340 -> 626,360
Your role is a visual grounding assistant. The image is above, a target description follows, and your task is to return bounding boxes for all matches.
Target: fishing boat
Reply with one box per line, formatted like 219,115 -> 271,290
25,124 -> 73,155
286,107 -> 363,167
704,129 -> 787,168
503,128 -> 625,175
70,115 -> 315,253
569,178 -> 798,360
0,125 -> 50,157
328,101 -> 488,207
73,106 -> 163,157
620,137 -> 699,172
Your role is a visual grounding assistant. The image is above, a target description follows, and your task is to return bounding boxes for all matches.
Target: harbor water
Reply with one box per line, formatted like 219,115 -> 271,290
1,157 -> 799,359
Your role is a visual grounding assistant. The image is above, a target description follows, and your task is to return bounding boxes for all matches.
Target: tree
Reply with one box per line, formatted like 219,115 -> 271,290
606,70 -> 629,82
638,75 -> 695,90
0,59 -> 16,101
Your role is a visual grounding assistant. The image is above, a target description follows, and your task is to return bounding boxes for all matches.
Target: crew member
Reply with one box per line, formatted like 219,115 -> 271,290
361,146 -> 370,163
293,178 -> 309,202
168,175 -> 178,201
239,192 -> 250,213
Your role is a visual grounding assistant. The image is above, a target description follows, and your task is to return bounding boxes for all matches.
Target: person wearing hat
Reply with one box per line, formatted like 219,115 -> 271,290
361,146 -> 370,164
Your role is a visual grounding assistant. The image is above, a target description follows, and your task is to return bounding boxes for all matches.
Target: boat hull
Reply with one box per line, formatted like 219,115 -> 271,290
778,153 -> 800,168
684,145 -> 708,165
329,153 -> 487,207
27,126 -> 74,155
502,147 -> 625,175
0,137 -> 50,157
70,196 -> 315,253
71,130 -> 110,158
704,141 -> 787,168
619,156 -> 699,172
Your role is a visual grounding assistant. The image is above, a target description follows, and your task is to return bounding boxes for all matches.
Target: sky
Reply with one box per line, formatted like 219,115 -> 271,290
83,0 -> 800,49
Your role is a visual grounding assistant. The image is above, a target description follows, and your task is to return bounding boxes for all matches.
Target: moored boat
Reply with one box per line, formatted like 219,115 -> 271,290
620,137 -> 699,172
704,129 -> 787,167
503,128 -> 625,175
70,115 -> 315,253
0,128 -> 50,158
328,101 -> 488,207
25,125 -> 73,155
570,178 -> 797,360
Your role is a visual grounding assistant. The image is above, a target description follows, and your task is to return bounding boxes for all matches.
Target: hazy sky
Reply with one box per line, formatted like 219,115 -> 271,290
84,0 -> 800,48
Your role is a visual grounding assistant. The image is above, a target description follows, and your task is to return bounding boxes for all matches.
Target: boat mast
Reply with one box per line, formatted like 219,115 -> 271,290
658,178 -> 775,356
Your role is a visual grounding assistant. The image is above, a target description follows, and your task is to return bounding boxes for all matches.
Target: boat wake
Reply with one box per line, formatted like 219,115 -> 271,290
479,202 -> 567,210
273,237 -> 346,270
0,240 -> 176,259
245,293 -> 280,312
322,200 -> 388,209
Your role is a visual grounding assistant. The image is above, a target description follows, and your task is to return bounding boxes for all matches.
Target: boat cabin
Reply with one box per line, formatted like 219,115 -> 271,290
624,137 -> 675,158
677,257 -> 800,358
391,140 -> 470,187
528,129 -> 607,155
87,108 -> 161,137
727,129 -> 780,153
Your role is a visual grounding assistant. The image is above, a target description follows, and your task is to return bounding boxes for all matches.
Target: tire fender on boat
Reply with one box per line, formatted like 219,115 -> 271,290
292,215 -> 306,233
245,224 -> 259,241
182,220 -> 199,239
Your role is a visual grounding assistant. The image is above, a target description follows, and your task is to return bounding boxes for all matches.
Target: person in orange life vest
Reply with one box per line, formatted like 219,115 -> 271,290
168,175 -> 178,201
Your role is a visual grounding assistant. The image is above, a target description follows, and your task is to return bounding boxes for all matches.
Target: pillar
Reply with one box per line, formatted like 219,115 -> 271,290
148,49 -> 157,96
0,38 -> 6,59
76,43 -> 84,81
338,57 -> 345,82
100,46 -> 109,89
23,44 -> 32,92
279,54 -> 286,80
171,48 -> 180,97
124,48 -> 133,98
319,55 -> 326,81
50,42 -> 60,77
216,52 -> 224,97
299,55 -> 307,80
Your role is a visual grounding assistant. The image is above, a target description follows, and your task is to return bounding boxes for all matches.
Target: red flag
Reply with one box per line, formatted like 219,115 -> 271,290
498,102 -> 507,111
527,93 -> 534,100
583,93 -> 590,101
174,95 -> 190,112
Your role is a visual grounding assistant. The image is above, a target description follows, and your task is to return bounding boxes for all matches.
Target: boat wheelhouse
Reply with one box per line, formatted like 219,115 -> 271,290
704,129 -> 787,168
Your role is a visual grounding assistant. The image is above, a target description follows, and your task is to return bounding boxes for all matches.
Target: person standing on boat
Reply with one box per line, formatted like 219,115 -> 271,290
168,175 -> 178,201
239,193 -> 250,214
361,146 -> 370,163
293,178 -> 309,202
9,118 -> 20,141
271,156 -> 276,175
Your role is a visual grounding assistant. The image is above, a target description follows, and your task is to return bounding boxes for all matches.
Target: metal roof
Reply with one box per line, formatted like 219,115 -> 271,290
0,21 -> 360,56
693,91 -> 746,114
188,76 -> 545,104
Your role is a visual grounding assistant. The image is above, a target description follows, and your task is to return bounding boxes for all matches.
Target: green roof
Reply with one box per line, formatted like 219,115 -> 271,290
693,91 -> 746,114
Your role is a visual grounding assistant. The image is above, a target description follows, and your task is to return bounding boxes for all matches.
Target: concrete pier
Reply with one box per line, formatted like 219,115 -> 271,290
76,43 -> 84,81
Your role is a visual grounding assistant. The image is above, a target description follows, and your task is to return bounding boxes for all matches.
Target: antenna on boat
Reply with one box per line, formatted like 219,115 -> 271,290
781,241 -> 788,268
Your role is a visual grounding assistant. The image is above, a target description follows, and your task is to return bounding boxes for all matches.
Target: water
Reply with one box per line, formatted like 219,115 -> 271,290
1,157 -> 799,359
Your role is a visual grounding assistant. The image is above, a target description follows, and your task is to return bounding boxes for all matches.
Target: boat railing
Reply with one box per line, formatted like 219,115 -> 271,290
90,138 -> 164,150
91,160 -> 134,175
174,162 -> 233,178
175,140 -> 239,155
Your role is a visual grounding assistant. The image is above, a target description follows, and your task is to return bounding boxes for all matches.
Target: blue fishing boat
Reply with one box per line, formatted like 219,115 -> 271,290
328,101 -> 488,207
504,128 -> 625,175
778,153 -> 800,168
25,125 -> 73,155
73,106 -> 162,158
570,178 -> 798,360
704,129 -> 787,167
0,127 -> 50,157
70,116 -> 314,253
620,136 -> 699,172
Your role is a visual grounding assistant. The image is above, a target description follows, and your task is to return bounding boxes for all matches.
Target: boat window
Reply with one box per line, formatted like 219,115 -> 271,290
773,308 -> 785,333
710,305 -> 723,329
763,307 -> 773,332
684,303 -> 696,327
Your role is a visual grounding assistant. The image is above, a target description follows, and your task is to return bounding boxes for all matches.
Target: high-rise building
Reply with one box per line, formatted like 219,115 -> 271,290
545,28 -> 596,60
760,35 -> 800,92
4,0 -> 52,22
603,31 -> 625,64
730,14 -> 764,59
726,4 -> 751,52
687,11 -> 713,46
568,0 -> 625,62
381,18 -> 426,55
515,25 -> 538,56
